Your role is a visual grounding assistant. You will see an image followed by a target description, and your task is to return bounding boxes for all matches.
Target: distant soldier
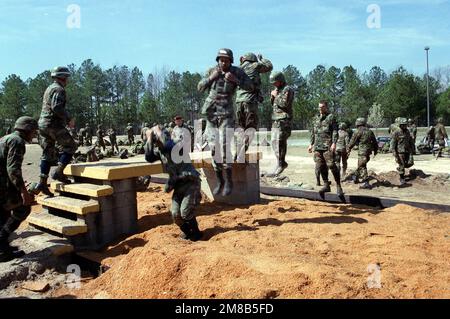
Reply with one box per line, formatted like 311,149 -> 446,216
108,127 -> 119,154
391,118 -> 415,185
435,117 -> 448,159
408,119 -> 417,154
0,117 -> 38,262
336,122 -> 350,178
144,125 -> 203,241
141,122 -> 150,143
77,127 -> 85,146
197,48 -> 254,197
126,123 -> 135,145
426,126 -> 435,154
267,71 -> 294,177
346,118 -> 379,189
236,53 -> 273,155
308,100 -> 344,196
85,123 -> 93,146
388,117 -> 401,153
172,116 -> 190,145
36,66 -> 77,195
96,124 -> 106,151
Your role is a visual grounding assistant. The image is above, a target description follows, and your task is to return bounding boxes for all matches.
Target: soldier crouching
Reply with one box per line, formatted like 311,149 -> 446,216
144,125 -> 203,241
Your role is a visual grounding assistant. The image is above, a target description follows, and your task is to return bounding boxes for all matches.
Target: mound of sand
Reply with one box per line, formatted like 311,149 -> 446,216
57,186 -> 449,299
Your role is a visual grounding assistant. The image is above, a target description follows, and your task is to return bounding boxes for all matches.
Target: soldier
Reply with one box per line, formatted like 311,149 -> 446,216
336,122 -> 350,178
141,122 -> 150,144
308,100 -> 344,196
267,72 -> 294,177
426,125 -> 436,154
108,127 -> 119,154
0,117 -> 38,262
36,67 -> 77,195
236,53 -> 273,156
77,127 -> 85,147
408,119 -> 417,154
172,116 -> 190,146
346,118 -> 379,189
435,117 -> 448,159
126,123 -> 135,145
96,124 -> 106,152
391,118 -> 415,185
388,117 -> 401,137
144,125 -> 203,241
85,123 -> 93,146
197,48 -> 253,197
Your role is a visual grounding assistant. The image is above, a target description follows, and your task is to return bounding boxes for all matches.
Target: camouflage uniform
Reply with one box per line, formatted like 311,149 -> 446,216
391,118 -> 415,184
347,119 -> 378,188
197,48 -> 253,197
141,123 -> 150,144
310,110 -> 343,195
144,127 -> 202,241
108,128 -> 119,153
435,118 -> 448,159
408,120 -> 417,154
336,124 -> 350,178
85,124 -> 93,145
77,127 -> 85,146
96,126 -> 106,151
126,123 -> 134,145
235,53 -> 273,154
426,126 -> 435,151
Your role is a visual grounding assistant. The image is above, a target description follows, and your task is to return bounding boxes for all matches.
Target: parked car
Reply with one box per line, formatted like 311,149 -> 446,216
376,136 -> 391,149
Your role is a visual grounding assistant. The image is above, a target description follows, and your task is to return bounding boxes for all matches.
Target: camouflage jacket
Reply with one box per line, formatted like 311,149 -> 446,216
310,112 -> 338,152
236,58 -> 273,104
271,85 -> 294,121
426,127 -> 435,139
198,66 -> 253,118
144,129 -> 200,186
0,131 -> 27,196
409,124 -> 417,139
435,123 -> 448,141
141,127 -> 150,142
388,123 -> 399,137
336,129 -> 350,152
108,129 -> 117,141
347,126 -> 379,156
126,126 -> 134,135
391,128 -> 414,154
39,81 -> 71,129
96,129 -> 104,139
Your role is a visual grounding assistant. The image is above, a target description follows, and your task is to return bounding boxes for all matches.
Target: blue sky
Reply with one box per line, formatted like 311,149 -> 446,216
1,0 -> 449,81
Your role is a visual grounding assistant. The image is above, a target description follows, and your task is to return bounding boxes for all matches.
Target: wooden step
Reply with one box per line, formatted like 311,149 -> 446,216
37,196 -> 100,215
12,228 -> 74,257
51,182 -> 114,198
28,212 -> 88,236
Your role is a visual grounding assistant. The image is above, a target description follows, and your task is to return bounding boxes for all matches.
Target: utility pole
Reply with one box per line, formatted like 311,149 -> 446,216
425,47 -> 431,128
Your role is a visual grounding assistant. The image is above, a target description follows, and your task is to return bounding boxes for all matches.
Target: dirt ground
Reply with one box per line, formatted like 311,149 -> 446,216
46,184 -> 450,299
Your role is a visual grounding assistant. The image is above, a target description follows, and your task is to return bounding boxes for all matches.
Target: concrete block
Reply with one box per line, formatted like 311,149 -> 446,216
28,211 -> 88,236
51,182 -> 114,198
37,196 -> 100,215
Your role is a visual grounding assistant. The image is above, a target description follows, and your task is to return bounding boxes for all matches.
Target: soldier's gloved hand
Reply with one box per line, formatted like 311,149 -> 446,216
225,72 -> 239,84
209,69 -> 221,82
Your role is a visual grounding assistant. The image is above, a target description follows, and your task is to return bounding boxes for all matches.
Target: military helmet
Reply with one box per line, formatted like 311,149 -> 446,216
14,116 -> 38,132
408,118 -> 414,124
144,122 -> 149,127
128,123 -> 132,126
270,71 -> 286,84
339,122 -> 348,130
394,117 -> 401,124
51,66 -> 71,79
241,52 -> 258,63
216,48 -> 234,64
355,118 -> 366,127
437,117 -> 444,124
398,117 -> 408,125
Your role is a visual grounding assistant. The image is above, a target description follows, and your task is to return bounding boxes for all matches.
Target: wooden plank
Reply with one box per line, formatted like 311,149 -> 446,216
37,196 -> 100,215
51,182 -> 114,197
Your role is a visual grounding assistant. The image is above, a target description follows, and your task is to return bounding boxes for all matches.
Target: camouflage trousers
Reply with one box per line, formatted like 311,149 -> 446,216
314,150 -> 340,183
436,139 -> 446,157
335,150 -> 348,175
236,102 -> 259,130
128,133 -> 134,145
271,119 -> 292,142
110,138 -> 119,153
97,136 -> 106,150
39,126 -> 77,164
396,153 -> 414,175
0,186 -> 31,230
171,178 -> 201,226
355,154 -> 371,182
205,116 -> 234,171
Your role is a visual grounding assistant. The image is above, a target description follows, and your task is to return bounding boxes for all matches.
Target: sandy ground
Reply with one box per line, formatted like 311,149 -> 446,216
48,185 -> 450,299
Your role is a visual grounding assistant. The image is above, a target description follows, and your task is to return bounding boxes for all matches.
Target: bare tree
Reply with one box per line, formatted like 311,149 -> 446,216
367,102 -> 385,134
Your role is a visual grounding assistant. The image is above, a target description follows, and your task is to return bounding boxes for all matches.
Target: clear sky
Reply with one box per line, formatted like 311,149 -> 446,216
1,0 -> 449,81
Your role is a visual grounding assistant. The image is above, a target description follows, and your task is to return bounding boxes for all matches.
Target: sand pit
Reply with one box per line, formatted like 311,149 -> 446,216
53,184 -> 450,299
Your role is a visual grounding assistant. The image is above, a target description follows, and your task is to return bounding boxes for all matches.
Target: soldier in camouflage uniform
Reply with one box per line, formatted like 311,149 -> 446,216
308,100 -> 344,196
197,48 -> 253,197
36,67 -> 77,195
77,127 -> 85,147
426,126 -> 435,154
126,123 -> 135,145
108,127 -> 119,154
171,116 -> 189,145
391,118 -> 415,186
85,123 -> 93,146
96,124 -> 106,152
267,71 -> 294,177
0,117 -> 38,262
434,117 -> 448,159
141,123 -> 150,144
336,122 -> 350,178
235,53 -> 273,157
346,118 -> 379,189
408,119 -> 417,155
144,125 -> 202,241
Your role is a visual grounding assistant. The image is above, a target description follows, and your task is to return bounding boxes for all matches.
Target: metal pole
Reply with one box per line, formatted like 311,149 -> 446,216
425,47 -> 430,127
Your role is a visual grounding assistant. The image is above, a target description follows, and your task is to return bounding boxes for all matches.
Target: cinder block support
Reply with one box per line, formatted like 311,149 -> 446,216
201,163 -> 260,206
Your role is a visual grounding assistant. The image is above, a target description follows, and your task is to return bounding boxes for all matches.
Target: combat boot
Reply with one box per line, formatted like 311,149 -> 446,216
315,168 -> 321,186
179,222 -> 191,240
35,175 -> 53,197
222,168 -> 233,197
319,181 -> 331,194
359,181 -> 372,190
52,163 -> 72,184
399,174 -> 406,186
188,217 -> 203,242
336,184 -> 344,196
212,170 -> 224,196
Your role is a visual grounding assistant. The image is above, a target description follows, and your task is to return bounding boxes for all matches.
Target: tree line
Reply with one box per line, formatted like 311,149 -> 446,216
1,59 -> 449,135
